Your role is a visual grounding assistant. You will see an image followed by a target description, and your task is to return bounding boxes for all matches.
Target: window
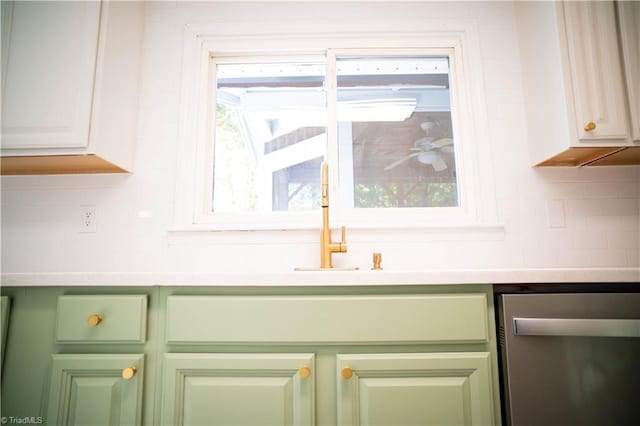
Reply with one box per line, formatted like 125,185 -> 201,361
212,60 -> 327,213
174,25 -> 496,231
209,53 -> 461,223
335,56 -> 458,210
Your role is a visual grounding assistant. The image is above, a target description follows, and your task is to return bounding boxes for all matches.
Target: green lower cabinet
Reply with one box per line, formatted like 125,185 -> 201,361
162,353 -> 315,426
46,354 -> 145,426
1,286 -> 501,425
337,352 -> 495,426
1,296 -> 9,373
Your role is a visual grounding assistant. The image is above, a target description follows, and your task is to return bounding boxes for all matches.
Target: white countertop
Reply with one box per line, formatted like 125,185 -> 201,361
1,268 -> 638,286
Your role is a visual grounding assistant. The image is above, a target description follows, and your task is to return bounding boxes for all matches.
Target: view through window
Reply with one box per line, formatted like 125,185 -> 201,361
211,55 -> 458,214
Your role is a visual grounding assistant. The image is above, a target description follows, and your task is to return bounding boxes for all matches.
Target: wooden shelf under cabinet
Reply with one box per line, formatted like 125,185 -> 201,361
536,147 -> 640,167
0,155 -> 128,175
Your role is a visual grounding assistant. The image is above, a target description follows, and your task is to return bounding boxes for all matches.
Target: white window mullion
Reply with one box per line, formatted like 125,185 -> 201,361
337,122 -> 355,209
199,51 -> 218,219
325,50 -> 341,212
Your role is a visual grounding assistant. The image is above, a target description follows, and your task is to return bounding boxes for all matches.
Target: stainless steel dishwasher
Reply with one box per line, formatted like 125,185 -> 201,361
496,289 -> 640,426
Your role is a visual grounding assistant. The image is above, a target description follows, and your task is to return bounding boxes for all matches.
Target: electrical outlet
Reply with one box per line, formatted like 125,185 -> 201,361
80,205 -> 97,233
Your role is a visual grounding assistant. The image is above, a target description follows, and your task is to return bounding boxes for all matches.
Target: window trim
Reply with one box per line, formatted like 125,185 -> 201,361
173,22 -> 498,232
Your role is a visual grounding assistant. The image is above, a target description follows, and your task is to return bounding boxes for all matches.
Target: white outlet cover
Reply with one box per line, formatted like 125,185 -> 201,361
79,205 -> 97,233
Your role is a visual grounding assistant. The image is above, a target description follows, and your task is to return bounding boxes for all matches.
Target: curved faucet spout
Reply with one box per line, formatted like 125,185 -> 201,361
320,162 -> 348,269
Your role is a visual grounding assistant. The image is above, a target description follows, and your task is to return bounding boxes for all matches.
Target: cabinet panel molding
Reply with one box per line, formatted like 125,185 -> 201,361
166,294 -> 489,345
46,354 -> 144,426
336,352 -> 495,426
162,353 -> 315,426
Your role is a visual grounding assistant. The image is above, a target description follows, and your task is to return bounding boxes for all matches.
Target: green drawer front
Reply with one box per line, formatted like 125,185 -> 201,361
56,295 -> 147,344
166,294 -> 488,345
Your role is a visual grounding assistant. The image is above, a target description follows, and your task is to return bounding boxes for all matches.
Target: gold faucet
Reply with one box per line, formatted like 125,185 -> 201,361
320,162 -> 347,268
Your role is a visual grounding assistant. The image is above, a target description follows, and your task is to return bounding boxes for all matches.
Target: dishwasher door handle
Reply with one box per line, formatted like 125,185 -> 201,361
513,318 -> 640,338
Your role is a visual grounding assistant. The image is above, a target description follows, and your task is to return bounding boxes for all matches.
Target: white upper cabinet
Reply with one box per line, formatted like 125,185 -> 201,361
0,1 -> 144,174
518,1 -> 640,167
1,2 -> 100,150
560,1 -> 629,144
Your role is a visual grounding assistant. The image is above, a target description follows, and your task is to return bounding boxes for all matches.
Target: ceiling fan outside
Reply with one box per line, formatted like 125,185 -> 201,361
384,121 -> 453,172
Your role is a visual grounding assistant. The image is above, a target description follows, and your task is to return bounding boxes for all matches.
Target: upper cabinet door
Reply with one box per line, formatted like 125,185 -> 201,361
617,1 -> 640,143
1,1 -> 100,149
560,1 -> 629,143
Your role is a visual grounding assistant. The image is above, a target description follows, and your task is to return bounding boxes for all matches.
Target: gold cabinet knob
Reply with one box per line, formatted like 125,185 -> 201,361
87,314 -> 102,327
122,367 -> 137,380
341,367 -> 353,380
298,366 -> 311,379
584,121 -> 597,132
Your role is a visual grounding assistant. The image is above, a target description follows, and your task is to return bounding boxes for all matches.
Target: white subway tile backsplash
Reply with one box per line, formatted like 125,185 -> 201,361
588,249 -> 632,267
627,250 -> 640,267
566,198 -> 639,217
546,199 -> 566,228
607,229 -> 640,250
545,183 -> 586,199
584,181 -> 640,198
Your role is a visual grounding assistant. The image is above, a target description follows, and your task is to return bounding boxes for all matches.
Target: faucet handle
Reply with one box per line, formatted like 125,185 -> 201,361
340,226 -> 348,252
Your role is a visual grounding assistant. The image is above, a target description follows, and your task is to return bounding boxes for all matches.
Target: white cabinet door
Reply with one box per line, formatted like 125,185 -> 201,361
1,1 -> 101,149
560,1 -> 629,144
618,1 -> 640,143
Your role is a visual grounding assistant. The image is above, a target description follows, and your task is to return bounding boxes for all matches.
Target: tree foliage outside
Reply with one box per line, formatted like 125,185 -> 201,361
354,182 -> 457,208
213,103 -> 258,212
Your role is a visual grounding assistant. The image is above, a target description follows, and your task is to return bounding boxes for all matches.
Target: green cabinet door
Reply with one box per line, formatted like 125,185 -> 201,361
337,352 -> 495,426
162,353 -> 315,426
1,296 -> 9,373
46,354 -> 144,426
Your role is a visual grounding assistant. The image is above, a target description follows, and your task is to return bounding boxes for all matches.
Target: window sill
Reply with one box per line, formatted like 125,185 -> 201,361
167,222 -> 506,244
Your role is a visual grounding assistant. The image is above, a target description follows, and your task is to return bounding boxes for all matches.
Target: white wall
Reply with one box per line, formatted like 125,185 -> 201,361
2,1 -> 638,278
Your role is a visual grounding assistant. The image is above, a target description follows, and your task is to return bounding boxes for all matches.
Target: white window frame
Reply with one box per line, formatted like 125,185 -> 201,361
172,21 -> 497,232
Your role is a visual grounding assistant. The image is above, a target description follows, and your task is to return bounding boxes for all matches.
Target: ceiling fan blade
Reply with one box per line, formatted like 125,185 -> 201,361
384,153 -> 420,171
432,137 -> 453,148
432,157 -> 448,172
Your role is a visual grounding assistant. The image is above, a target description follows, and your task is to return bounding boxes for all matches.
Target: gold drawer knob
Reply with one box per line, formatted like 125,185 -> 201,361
584,121 -> 596,132
87,314 -> 102,327
341,367 -> 353,380
298,366 -> 311,379
122,367 -> 137,380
